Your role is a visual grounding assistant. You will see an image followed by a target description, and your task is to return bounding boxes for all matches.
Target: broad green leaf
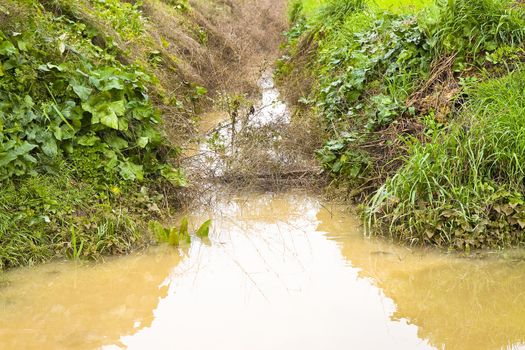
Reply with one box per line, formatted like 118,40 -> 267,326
17,40 -> 28,51
105,135 -> 128,150
41,137 -> 58,157
168,229 -> 180,246
160,166 -> 188,187
108,100 -> 126,116
0,142 -> 37,166
119,161 -> 143,181
102,77 -> 125,91
72,82 -> 93,101
149,221 -> 168,242
195,219 -> 211,238
0,40 -> 16,56
100,111 -> 119,129
179,217 -> 188,238
77,134 -> 100,146
137,136 -> 149,148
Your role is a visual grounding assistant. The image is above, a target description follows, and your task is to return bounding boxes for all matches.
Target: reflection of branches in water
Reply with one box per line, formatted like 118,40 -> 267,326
167,194 -> 322,302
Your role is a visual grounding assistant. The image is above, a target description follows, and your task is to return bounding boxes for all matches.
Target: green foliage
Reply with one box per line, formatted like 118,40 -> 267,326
0,167 -> 158,269
151,217 -> 212,246
283,0 -> 525,248
316,0 -> 365,26
0,2 -> 182,183
0,0 -> 190,269
316,133 -> 371,181
367,69 -> 525,249
315,13 -> 430,127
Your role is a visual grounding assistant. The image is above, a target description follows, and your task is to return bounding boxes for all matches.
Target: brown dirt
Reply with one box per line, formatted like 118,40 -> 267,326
135,0 -> 288,98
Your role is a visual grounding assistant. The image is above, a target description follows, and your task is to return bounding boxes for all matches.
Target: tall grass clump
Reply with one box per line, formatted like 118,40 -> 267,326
421,0 -> 525,62
315,0 -> 365,25
368,69 -> 525,249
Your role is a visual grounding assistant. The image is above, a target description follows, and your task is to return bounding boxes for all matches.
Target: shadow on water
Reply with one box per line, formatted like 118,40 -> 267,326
0,248 -> 181,350
318,204 -> 525,350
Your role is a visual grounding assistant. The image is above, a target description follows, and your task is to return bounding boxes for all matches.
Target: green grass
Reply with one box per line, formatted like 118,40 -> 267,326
301,0 -> 327,16
369,0 -> 431,13
368,69 -> 525,249
296,0 -> 432,17
0,166 -> 156,269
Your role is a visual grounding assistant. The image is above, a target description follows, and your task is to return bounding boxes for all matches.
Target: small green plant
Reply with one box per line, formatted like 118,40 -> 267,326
150,217 -> 212,246
70,227 -> 84,260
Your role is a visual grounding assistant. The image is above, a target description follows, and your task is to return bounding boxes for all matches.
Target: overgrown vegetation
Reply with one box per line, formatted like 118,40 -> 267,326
0,0 -> 287,269
0,0 -> 184,269
278,0 -> 525,249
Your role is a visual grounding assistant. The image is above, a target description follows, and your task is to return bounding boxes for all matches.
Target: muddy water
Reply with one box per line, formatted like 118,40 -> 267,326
0,192 -> 524,349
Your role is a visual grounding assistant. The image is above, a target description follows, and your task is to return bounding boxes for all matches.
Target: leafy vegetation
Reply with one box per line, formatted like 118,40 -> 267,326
279,0 -> 525,249
368,70 -> 525,249
150,217 -> 211,247
0,0 -> 194,269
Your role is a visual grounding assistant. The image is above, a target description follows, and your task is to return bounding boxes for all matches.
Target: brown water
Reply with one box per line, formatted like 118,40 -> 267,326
1,192 -> 524,350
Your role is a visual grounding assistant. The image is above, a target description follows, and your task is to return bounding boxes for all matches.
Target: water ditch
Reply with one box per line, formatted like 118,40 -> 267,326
0,72 -> 524,350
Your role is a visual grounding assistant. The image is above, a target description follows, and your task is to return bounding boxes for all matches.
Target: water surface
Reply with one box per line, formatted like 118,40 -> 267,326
1,192 -> 524,350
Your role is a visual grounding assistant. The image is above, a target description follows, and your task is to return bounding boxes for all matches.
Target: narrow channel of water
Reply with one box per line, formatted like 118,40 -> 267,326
0,192 -> 524,349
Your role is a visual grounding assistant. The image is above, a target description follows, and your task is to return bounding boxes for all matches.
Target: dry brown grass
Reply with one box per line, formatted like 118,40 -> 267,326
181,103 -> 326,199
27,0 -> 288,148
407,55 -> 460,122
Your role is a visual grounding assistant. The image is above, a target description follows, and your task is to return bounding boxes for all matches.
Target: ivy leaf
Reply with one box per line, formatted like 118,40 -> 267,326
71,82 -> 93,101
119,161 -> 143,181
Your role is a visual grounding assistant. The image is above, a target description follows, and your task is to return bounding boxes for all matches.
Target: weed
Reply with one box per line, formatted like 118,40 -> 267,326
150,217 -> 212,246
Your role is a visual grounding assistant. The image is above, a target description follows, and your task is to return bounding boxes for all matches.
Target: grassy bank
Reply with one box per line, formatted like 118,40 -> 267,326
0,0 -> 187,269
278,0 -> 525,249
